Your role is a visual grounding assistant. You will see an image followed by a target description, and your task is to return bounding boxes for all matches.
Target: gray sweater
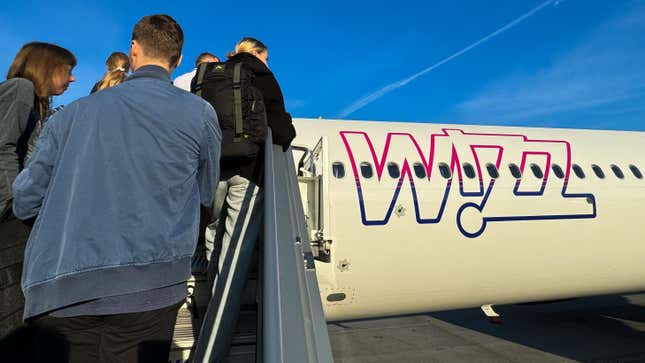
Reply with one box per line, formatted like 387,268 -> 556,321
0,78 -> 39,217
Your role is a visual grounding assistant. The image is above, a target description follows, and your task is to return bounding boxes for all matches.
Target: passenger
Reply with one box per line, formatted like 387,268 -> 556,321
173,52 -> 219,91
176,51 -> 220,277
11,14 -> 221,362
174,51 -> 221,276
198,36 -> 296,360
0,41 -> 76,341
90,51 -> 130,93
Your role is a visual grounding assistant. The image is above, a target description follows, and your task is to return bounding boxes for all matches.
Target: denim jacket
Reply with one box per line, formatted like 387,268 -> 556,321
13,65 -> 221,319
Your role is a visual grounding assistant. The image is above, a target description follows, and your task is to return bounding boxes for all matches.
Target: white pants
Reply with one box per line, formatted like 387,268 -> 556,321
205,175 -> 263,273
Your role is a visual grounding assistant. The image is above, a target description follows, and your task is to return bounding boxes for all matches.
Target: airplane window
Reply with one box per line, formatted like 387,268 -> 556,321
463,163 -> 476,179
629,164 -> 643,179
486,163 -> 499,179
610,164 -> 624,179
438,163 -> 452,179
413,162 -> 426,178
387,162 -> 400,179
551,164 -> 565,179
332,162 -> 345,179
591,164 -> 605,179
530,164 -> 544,179
360,162 -> 373,179
572,164 -> 585,179
509,163 -> 522,179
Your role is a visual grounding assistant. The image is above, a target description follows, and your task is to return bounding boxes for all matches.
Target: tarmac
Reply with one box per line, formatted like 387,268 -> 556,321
328,293 -> 645,363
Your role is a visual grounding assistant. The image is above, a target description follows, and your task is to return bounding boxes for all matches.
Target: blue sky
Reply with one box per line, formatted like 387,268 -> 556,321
1,0 -> 644,131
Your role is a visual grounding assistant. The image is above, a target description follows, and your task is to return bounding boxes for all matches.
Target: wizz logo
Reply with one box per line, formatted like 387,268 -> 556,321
340,128 -> 597,238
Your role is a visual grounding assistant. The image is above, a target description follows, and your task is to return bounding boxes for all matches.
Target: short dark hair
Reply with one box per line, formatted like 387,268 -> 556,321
132,15 -> 183,67
195,52 -> 219,67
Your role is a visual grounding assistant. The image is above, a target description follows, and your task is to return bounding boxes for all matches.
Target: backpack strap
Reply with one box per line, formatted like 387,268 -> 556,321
232,63 -> 244,141
194,63 -> 209,97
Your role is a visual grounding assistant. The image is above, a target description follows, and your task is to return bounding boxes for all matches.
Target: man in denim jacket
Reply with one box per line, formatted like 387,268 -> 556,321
12,15 -> 220,362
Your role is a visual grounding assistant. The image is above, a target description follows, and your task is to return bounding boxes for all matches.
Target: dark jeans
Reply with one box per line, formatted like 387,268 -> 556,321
0,215 -> 30,338
27,302 -> 182,363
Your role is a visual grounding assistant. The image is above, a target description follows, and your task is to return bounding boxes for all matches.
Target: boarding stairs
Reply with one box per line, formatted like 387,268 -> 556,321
169,130 -> 333,362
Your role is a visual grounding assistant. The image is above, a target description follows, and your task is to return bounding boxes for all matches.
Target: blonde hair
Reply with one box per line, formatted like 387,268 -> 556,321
227,37 -> 267,59
195,52 -> 219,67
6,42 -> 77,118
95,52 -> 130,91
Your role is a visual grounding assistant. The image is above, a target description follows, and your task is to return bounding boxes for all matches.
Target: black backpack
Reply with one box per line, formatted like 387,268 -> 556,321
191,61 -> 268,163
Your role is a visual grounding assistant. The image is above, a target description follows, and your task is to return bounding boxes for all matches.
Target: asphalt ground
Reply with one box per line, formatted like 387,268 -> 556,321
328,293 -> 645,363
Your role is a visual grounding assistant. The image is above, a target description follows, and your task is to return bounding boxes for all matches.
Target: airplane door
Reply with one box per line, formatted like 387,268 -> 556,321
295,137 -> 332,262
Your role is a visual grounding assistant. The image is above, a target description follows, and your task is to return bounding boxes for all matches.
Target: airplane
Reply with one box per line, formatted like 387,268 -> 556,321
174,117 -> 644,362
291,117 -> 645,322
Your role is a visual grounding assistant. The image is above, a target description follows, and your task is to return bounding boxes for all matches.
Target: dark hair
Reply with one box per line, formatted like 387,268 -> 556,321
132,14 -> 183,67
195,52 -> 219,67
7,42 -> 76,118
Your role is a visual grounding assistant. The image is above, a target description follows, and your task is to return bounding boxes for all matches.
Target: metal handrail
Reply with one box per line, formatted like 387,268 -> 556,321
192,130 -> 333,362
262,130 -> 334,362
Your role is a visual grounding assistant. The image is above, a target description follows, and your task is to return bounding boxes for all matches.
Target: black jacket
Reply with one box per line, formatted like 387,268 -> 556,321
228,53 -> 295,149
224,53 -> 296,185
90,81 -> 101,94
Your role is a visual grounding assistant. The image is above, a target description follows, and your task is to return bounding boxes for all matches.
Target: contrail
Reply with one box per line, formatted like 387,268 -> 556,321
337,0 -> 562,118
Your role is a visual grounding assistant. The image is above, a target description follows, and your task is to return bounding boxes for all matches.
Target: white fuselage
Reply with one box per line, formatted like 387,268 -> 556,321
292,118 -> 645,321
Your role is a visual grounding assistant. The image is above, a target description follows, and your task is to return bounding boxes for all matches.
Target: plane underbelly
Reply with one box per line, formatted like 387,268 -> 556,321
319,185 -> 645,321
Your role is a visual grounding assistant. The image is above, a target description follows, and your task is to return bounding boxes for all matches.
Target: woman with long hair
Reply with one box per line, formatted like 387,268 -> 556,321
5,42 -> 76,121
90,51 -> 130,93
0,41 -> 76,339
